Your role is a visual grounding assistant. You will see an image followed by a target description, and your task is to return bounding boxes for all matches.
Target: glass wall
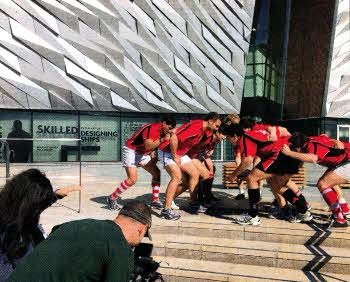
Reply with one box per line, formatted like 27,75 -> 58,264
0,111 -> 31,162
0,110 -> 236,162
33,112 -> 79,162
242,0 -> 287,120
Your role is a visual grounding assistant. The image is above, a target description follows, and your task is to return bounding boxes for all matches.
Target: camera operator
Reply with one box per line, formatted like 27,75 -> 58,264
7,201 -> 152,282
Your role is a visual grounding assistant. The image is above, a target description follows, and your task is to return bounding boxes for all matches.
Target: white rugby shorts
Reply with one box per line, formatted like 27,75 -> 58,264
158,150 -> 192,167
122,146 -> 151,167
331,162 -> 350,181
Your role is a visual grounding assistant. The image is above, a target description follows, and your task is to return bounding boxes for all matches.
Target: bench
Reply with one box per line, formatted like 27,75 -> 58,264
222,163 -> 307,189
61,145 -> 100,161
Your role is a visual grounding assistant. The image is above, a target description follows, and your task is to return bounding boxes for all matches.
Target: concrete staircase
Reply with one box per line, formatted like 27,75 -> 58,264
147,200 -> 350,281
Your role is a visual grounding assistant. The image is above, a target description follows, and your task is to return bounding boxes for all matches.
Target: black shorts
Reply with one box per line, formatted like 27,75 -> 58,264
256,153 -> 302,175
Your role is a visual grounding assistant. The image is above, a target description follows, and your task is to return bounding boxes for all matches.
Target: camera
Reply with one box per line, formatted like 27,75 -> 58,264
130,243 -> 164,282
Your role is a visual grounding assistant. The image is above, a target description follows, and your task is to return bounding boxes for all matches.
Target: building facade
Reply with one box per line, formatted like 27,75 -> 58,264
1,0 -> 349,163
241,0 -> 350,142
0,0 -> 255,162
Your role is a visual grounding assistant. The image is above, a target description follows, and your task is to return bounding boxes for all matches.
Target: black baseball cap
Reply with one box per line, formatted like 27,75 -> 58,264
119,201 -> 152,241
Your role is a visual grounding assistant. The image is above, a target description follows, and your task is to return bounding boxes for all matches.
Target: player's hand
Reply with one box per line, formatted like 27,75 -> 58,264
226,173 -> 236,183
281,144 -> 291,155
268,133 -> 277,142
173,155 -> 181,166
334,140 -> 344,149
56,185 -> 84,196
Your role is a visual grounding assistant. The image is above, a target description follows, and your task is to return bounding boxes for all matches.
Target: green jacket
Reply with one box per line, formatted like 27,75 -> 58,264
7,219 -> 134,282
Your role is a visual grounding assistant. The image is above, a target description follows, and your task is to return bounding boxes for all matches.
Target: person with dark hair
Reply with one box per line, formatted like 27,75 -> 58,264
158,112 -> 221,220
282,132 -> 350,228
226,124 -> 312,226
7,120 -> 32,163
107,116 -> 176,210
7,200 -> 151,281
0,169 -> 83,280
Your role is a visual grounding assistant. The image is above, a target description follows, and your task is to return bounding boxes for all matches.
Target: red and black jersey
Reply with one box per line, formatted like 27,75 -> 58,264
253,123 -> 281,138
125,122 -> 163,155
187,130 -> 214,159
238,130 -> 290,170
159,119 -> 204,155
305,135 -> 350,168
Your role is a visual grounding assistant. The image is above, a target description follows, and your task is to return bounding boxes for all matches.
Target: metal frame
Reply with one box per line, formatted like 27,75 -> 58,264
0,137 -> 82,213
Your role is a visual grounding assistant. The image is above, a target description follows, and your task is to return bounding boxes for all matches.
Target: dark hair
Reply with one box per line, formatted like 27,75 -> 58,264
161,115 -> 176,128
0,169 -> 54,262
13,120 -> 22,130
239,118 -> 256,130
288,132 -> 309,149
204,112 -> 220,121
119,200 -> 152,227
221,123 -> 244,137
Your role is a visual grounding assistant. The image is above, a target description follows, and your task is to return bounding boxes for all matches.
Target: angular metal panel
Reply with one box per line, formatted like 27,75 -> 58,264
0,0 -> 256,113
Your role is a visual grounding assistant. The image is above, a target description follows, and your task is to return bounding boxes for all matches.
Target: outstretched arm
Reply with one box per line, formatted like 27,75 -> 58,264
55,185 -> 84,199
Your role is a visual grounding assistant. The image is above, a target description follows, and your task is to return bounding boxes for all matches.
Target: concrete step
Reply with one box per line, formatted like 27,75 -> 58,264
153,256 -> 350,282
150,214 -> 350,248
144,233 -> 350,275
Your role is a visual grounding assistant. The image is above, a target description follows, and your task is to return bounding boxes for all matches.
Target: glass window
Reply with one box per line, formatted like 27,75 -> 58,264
121,117 -> 156,147
33,113 -> 79,162
223,140 -> 235,161
0,111 -> 31,162
338,126 -> 349,142
80,115 -> 120,161
255,76 -> 264,97
210,142 -> 221,161
244,77 -> 255,97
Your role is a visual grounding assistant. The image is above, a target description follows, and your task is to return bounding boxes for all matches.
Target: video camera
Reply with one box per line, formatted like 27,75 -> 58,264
130,243 -> 164,282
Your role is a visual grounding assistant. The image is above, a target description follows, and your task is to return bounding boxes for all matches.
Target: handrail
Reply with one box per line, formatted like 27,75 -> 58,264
0,137 -> 82,213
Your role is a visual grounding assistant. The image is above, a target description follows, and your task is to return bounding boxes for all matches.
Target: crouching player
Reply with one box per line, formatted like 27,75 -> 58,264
226,124 -> 312,225
107,116 -> 176,210
186,125 -> 232,211
158,113 -> 221,220
282,133 -> 350,228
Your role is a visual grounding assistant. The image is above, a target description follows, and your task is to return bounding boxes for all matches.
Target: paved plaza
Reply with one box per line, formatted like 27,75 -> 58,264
1,162 -> 350,281
1,162 -> 349,233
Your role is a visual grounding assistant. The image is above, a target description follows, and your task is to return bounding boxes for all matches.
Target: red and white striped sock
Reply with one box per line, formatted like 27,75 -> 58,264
111,180 -> 131,200
339,198 -> 350,215
322,188 -> 345,223
152,180 -> 160,201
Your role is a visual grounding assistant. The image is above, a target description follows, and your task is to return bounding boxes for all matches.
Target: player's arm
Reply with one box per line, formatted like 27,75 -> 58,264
330,139 -> 344,149
227,155 -> 253,182
204,157 -> 214,175
278,126 -> 291,137
228,137 -> 255,182
235,151 -> 241,166
267,126 -> 277,141
144,133 -> 170,151
169,133 -> 181,166
281,144 -> 318,163
253,156 -> 261,167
